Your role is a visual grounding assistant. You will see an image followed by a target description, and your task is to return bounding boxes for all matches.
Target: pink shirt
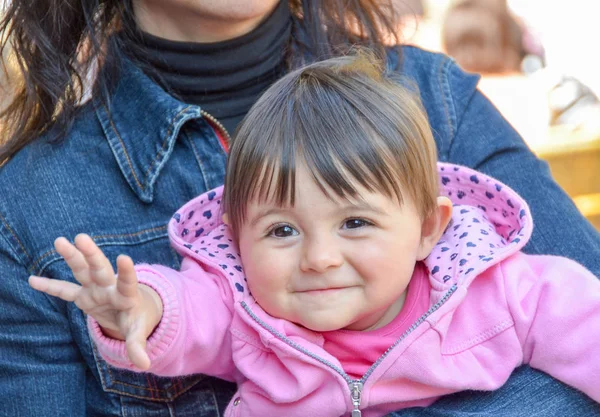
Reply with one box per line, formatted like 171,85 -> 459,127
321,262 -> 431,379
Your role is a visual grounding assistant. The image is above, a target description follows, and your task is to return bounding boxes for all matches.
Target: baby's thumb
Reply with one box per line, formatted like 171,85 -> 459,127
125,323 -> 151,371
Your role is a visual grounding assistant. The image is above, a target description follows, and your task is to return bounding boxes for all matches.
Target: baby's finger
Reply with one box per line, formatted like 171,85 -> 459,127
54,237 -> 92,286
74,234 -> 115,287
29,276 -> 81,302
125,324 -> 151,371
116,255 -> 138,298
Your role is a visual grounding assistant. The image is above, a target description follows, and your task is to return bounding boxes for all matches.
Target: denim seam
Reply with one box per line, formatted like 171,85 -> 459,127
31,248 -> 57,274
148,374 -> 159,400
102,377 -> 200,400
185,131 -> 210,190
30,225 -> 168,275
102,103 -> 145,191
444,59 -> 459,131
209,383 -> 222,417
92,343 -> 203,400
143,106 -> 193,181
0,211 -> 32,265
92,225 -> 168,242
437,58 -> 454,160
444,64 -> 483,163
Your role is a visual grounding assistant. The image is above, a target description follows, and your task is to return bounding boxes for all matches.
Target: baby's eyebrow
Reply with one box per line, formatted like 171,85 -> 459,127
338,201 -> 387,215
248,207 -> 288,227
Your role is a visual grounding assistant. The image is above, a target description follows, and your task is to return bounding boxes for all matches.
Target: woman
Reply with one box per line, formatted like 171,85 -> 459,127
0,1 -> 598,416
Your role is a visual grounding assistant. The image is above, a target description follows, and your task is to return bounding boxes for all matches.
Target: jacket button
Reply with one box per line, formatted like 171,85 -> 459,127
233,397 -> 241,406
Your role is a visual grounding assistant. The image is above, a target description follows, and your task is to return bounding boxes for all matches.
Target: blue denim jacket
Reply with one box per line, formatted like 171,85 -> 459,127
0,46 -> 598,416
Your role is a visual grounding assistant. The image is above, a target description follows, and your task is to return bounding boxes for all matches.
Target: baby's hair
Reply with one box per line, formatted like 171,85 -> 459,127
224,50 -> 439,235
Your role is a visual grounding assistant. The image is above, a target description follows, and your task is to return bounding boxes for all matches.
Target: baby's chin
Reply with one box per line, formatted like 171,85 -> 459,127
293,316 -> 360,333
292,310 -> 389,333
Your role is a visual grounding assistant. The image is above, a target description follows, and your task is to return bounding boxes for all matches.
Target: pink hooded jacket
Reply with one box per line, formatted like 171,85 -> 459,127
90,163 -> 600,417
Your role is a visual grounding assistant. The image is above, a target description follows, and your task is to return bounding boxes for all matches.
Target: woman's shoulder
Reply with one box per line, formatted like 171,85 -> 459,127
397,45 -> 480,90
395,45 -> 481,112
0,56 -> 181,187
0,101 -> 112,237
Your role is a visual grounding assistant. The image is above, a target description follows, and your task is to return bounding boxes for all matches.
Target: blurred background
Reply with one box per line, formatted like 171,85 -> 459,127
396,0 -> 600,230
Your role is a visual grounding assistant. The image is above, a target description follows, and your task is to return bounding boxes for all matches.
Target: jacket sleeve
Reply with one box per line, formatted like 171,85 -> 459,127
502,253 -> 600,402
440,58 -> 600,278
89,256 -> 238,381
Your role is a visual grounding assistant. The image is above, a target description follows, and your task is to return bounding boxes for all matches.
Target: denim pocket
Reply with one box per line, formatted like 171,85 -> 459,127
36,226 -> 214,404
92,343 -> 205,401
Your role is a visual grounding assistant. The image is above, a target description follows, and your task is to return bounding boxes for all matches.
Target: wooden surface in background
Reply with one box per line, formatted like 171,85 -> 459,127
478,74 -> 600,231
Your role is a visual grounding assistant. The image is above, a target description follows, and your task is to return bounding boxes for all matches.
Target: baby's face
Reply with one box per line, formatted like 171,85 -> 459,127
237,164 -> 428,332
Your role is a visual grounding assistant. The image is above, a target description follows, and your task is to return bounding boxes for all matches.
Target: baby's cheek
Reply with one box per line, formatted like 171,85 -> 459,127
245,260 -> 284,297
248,277 -> 290,320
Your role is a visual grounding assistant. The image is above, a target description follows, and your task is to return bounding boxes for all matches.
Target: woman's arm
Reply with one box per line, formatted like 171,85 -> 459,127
0,234 -> 88,415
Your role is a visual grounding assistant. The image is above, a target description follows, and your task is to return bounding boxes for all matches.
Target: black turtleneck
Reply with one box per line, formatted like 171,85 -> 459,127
125,1 -> 291,136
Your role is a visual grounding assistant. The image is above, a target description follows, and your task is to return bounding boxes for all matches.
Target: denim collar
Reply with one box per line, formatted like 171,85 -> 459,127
92,49 -> 401,204
94,59 -> 203,203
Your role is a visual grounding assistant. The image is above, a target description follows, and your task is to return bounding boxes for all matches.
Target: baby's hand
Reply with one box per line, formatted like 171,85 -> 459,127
29,234 -> 163,370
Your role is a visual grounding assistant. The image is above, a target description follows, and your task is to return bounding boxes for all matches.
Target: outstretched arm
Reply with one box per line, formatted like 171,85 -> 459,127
29,234 -> 237,380
29,234 -> 162,370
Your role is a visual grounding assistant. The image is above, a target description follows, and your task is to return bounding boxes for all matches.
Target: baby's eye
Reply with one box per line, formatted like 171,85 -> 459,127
268,225 -> 298,238
342,218 -> 372,230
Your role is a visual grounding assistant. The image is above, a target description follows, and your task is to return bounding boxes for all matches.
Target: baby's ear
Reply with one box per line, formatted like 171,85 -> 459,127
222,213 -> 230,225
416,197 -> 453,260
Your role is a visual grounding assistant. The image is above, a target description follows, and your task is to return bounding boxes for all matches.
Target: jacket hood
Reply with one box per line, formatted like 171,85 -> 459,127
425,163 -> 532,303
167,163 -> 532,304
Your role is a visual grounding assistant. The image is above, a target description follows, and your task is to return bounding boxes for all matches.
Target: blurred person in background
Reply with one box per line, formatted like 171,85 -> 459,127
441,0 -> 533,74
0,0 -> 598,416
442,0 -> 600,132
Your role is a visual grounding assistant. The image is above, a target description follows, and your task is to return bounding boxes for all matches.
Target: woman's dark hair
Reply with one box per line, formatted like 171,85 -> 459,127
0,0 -> 401,163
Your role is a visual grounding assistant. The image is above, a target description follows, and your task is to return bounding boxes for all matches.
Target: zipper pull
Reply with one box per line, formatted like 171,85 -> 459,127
350,381 -> 363,417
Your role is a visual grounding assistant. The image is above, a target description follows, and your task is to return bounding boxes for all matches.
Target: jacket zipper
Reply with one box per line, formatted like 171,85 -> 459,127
350,381 -> 363,417
241,284 -> 457,415
200,109 -> 231,150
